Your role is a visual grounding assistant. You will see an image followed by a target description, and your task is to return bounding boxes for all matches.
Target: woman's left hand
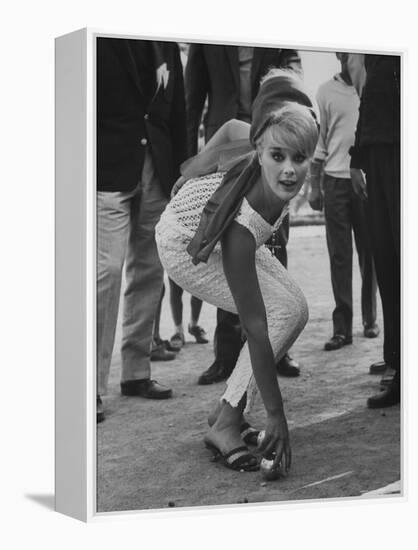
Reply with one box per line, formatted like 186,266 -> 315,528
258,410 -> 292,474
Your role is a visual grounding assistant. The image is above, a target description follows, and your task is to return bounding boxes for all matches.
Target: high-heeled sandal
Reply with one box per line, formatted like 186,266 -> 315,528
240,422 -> 260,446
204,441 -> 259,472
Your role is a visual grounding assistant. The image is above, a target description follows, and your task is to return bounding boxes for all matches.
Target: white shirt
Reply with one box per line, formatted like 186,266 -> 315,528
314,74 -> 360,178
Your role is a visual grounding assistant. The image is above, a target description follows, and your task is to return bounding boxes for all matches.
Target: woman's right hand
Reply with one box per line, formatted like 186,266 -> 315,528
258,410 -> 291,474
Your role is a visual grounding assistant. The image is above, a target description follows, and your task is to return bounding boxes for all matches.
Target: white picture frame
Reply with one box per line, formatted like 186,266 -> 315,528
55,27 -> 404,522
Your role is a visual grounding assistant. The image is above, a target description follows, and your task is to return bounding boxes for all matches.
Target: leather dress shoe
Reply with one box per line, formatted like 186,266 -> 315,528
369,360 -> 387,375
188,324 -> 209,344
120,379 -> 173,399
324,334 -> 352,351
97,395 -> 105,423
367,379 -> 400,409
197,360 -> 233,385
150,343 -> 176,362
363,323 -> 380,338
154,337 -> 180,353
276,353 -> 300,377
380,365 -> 396,387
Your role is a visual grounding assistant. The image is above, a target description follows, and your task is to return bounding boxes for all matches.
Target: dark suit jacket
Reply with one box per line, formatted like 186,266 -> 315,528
97,38 -> 187,196
184,44 -> 300,156
350,54 -> 400,170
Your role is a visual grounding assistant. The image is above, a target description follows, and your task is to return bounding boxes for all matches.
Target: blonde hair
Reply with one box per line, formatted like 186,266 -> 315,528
256,101 -> 319,158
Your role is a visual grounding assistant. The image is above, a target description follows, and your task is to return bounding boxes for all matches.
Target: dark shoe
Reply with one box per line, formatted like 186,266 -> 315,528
150,343 -> 176,362
120,379 -> 173,399
97,395 -> 105,423
169,332 -> 185,351
324,334 -> 352,351
276,353 -> 300,377
364,323 -> 380,338
188,324 -> 209,344
204,440 -> 259,472
367,379 -> 400,409
197,360 -> 233,385
380,366 -> 396,387
369,360 -> 387,375
154,337 -> 180,353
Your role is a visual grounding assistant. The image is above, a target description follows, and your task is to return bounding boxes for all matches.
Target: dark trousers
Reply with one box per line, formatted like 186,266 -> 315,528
323,175 -> 377,339
213,215 -> 289,364
364,144 -> 400,371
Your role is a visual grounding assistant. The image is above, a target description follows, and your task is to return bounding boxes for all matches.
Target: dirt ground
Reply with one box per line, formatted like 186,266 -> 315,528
97,225 -> 401,513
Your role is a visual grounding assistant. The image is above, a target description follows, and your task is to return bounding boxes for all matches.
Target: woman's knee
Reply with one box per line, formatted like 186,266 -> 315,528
280,288 -> 309,332
293,288 -> 309,329
299,294 -> 309,329
169,277 -> 184,298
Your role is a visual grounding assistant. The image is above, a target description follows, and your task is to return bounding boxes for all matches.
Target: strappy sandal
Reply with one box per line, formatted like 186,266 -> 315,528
240,422 -> 260,446
204,441 -> 259,472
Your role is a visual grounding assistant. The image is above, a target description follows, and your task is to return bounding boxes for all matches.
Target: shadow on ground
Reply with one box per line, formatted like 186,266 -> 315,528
25,494 -> 55,511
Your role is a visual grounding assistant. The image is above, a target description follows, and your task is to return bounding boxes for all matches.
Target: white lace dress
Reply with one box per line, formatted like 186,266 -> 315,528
156,172 -> 308,409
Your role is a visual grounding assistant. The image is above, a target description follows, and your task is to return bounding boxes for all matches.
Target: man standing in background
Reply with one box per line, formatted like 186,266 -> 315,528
96,38 -> 187,421
309,52 -> 378,352
348,53 -> 400,408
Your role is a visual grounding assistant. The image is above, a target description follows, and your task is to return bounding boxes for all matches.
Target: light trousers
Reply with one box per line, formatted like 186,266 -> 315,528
97,151 -> 167,395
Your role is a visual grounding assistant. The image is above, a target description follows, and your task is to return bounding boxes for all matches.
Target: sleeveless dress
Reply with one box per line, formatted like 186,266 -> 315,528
156,172 -> 308,409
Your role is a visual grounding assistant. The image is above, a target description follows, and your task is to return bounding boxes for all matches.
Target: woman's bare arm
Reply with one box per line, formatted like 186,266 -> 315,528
221,222 -> 291,468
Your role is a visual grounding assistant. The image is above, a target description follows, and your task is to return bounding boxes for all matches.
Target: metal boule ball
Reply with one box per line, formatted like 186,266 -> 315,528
260,457 -> 282,481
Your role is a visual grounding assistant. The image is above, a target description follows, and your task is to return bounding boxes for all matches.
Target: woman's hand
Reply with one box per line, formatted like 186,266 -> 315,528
258,410 -> 291,474
171,175 -> 187,198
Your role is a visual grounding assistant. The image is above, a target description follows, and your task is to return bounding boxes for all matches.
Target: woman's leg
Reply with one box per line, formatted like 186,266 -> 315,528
189,295 -> 209,343
190,295 -> 203,326
204,395 -> 247,453
156,232 -> 246,448
168,277 -> 184,327
168,278 -> 185,348
152,283 -> 165,342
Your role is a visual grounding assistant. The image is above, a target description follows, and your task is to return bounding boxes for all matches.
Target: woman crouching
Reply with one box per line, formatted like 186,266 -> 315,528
156,69 -> 319,474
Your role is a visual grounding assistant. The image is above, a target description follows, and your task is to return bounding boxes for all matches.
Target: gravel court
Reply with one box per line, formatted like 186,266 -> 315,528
97,224 -> 401,513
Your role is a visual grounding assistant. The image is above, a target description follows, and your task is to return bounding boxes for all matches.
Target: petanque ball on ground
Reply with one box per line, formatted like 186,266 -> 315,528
260,457 -> 283,481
